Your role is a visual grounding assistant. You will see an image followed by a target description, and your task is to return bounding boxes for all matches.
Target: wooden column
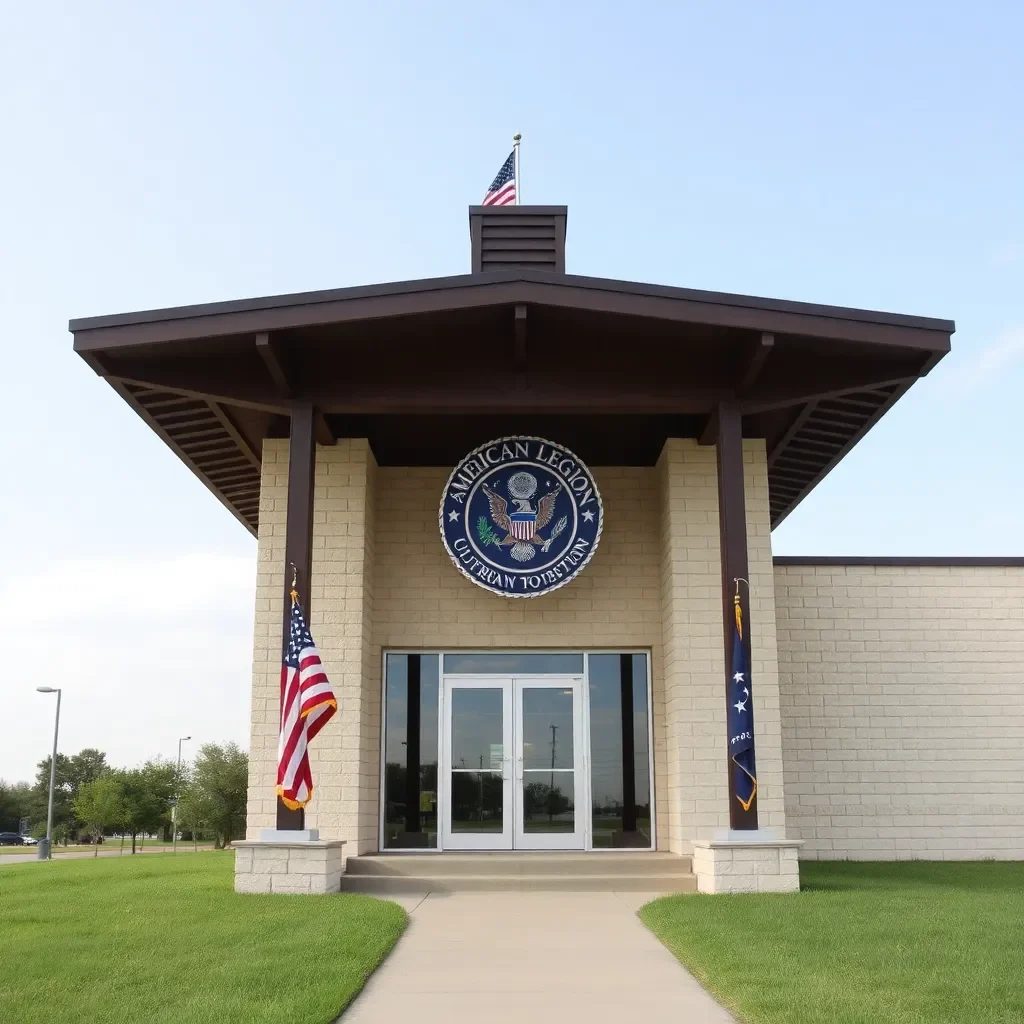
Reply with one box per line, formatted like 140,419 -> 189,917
715,402 -> 758,829
277,402 -> 317,831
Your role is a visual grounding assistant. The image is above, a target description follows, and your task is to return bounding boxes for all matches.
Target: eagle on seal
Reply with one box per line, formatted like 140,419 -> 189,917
481,481 -> 563,562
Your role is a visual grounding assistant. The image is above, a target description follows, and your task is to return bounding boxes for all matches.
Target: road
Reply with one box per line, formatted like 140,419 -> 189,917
0,845 -> 215,866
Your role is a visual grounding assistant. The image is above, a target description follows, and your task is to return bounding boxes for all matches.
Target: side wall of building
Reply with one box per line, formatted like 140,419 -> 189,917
775,563 -> 1024,860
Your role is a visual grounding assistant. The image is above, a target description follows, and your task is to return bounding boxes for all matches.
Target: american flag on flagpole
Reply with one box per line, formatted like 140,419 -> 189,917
482,150 -> 516,206
277,588 -> 338,810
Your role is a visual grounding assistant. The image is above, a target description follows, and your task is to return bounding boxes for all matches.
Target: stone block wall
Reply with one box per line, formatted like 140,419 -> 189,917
373,463 -> 668,847
658,439 -> 786,853
775,562 -> 1024,860
245,436 -> 784,855
692,838 -> 802,893
234,839 -> 344,894
245,439 -> 377,850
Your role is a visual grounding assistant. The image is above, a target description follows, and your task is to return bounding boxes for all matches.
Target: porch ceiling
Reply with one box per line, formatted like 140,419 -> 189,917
70,269 -> 954,535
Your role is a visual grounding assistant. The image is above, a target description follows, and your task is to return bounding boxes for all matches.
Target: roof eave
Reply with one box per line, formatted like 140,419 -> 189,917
70,269 -> 955,350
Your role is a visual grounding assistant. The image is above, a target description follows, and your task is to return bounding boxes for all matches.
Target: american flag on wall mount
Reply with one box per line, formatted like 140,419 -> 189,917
482,151 -> 516,206
726,594 -> 758,812
277,588 -> 338,810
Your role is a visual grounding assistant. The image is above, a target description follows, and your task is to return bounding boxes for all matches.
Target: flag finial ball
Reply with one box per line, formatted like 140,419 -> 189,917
513,132 -> 521,142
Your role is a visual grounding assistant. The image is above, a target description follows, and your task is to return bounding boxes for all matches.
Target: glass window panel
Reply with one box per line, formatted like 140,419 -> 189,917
521,687 -> 574,769
450,772 -> 504,832
383,654 -> 439,849
443,653 -> 583,675
588,654 -> 652,849
451,688 -> 504,770
522,772 -> 575,833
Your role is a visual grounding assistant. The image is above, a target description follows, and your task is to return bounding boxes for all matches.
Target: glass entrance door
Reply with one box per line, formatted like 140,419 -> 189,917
440,676 -> 585,851
514,679 -> 585,850
441,679 -> 513,850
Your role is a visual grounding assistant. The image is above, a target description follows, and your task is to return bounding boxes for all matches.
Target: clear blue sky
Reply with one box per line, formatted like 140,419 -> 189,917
1,2 -> 1021,780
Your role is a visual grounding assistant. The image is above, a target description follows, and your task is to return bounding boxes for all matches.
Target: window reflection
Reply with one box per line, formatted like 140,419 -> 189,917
383,654 -> 439,849
522,773 -> 575,833
443,653 -> 583,674
521,688 -> 574,769
451,772 -> 504,832
588,654 -> 652,848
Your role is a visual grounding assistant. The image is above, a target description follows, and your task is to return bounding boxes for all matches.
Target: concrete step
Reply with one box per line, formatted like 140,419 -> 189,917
346,852 -> 692,878
341,872 -> 697,894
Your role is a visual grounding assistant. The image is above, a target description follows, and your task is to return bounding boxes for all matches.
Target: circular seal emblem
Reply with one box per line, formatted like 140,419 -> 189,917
439,436 -> 603,598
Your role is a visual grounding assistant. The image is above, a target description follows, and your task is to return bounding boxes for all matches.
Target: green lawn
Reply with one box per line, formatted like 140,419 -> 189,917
641,861 -> 1024,1024
0,852 -> 406,1024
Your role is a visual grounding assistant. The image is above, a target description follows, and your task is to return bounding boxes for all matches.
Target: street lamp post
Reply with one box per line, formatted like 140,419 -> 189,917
172,736 -> 191,854
36,687 -> 62,861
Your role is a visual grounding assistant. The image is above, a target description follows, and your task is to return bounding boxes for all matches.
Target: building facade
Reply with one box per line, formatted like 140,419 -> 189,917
71,205 -> 1024,894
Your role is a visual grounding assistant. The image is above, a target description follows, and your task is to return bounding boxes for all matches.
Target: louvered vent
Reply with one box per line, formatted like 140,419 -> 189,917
469,205 -> 567,273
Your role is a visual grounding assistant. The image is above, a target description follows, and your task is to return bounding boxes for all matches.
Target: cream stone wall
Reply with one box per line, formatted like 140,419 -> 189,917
775,563 -> 1024,860
658,439 -> 786,853
246,436 -> 785,855
374,463 -> 668,848
246,439 -> 377,850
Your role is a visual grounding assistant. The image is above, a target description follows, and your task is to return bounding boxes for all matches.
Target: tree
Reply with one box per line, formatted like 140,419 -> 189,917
175,781 -> 215,851
68,749 -> 109,789
73,777 -> 125,855
187,743 -> 249,848
118,760 -> 177,854
30,748 -> 108,844
0,780 -> 33,833
30,753 -> 74,841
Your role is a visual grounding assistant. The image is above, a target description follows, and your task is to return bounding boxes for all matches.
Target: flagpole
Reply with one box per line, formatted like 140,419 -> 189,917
513,132 -> 521,205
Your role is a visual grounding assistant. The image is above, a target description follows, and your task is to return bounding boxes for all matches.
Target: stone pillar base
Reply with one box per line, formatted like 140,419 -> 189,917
692,835 -> 802,893
233,837 -> 345,894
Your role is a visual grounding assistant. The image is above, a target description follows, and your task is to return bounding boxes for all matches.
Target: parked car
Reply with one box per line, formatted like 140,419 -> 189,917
20,836 -> 38,845
0,832 -> 26,846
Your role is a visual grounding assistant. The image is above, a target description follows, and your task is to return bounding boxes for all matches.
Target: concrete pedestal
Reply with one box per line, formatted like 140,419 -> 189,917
233,830 -> 345,894
691,835 -> 802,893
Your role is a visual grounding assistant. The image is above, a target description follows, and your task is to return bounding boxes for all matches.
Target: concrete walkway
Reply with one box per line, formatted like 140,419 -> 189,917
0,846 -> 214,866
340,891 -> 734,1023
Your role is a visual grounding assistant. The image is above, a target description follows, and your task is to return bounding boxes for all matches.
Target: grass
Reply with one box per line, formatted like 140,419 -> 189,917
641,861 -> 1024,1024
0,852 -> 407,1024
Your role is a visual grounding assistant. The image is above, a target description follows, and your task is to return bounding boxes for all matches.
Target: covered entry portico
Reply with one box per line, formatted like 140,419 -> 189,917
69,203 -> 953,893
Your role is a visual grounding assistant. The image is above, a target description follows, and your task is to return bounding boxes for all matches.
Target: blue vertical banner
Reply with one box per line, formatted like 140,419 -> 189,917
726,593 -> 757,811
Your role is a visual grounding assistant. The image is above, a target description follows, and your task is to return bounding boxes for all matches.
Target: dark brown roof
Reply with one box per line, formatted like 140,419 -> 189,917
71,266 -> 953,536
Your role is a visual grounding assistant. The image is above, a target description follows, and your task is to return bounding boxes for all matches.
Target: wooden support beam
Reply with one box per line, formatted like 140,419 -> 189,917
768,401 -> 818,468
736,332 -> 774,396
256,333 -> 334,445
697,411 -> 717,447
206,402 -> 261,469
715,402 -> 758,830
277,402 -> 317,831
313,411 -> 336,446
514,304 -> 528,391
255,332 -> 292,397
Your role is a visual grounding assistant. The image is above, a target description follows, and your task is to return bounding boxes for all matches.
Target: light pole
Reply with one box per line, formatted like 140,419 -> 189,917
36,687 -> 62,861
172,735 -> 191,854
